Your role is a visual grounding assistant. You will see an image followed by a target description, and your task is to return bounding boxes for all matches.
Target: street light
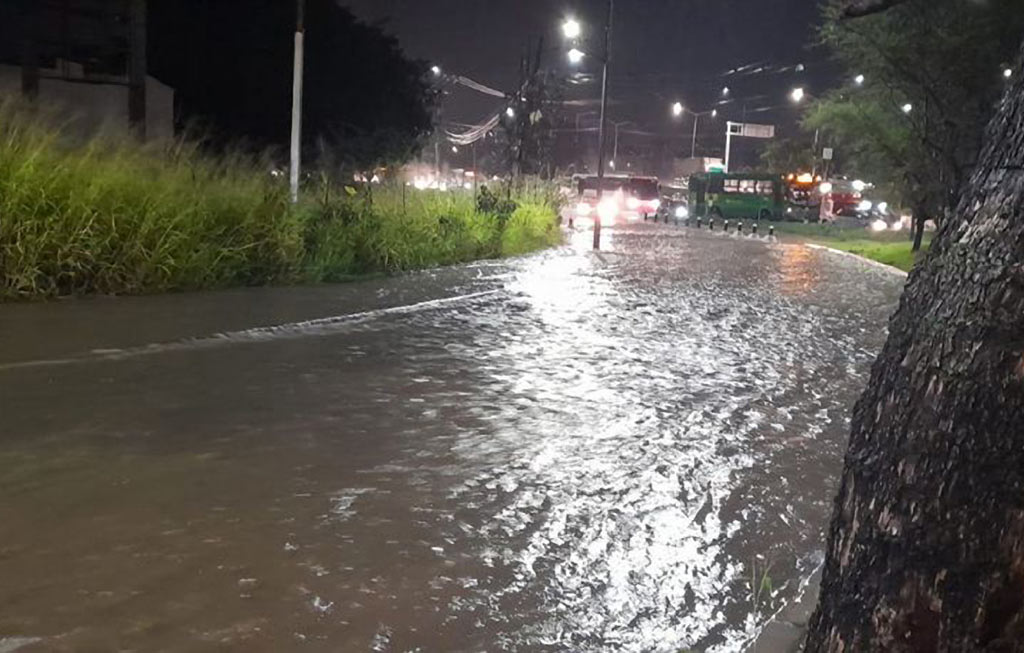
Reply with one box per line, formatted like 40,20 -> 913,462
562,18 -> 581,40
854,74 -> 865,85
560,1 -> 613,251
672,101 -> 684,117
451,145 -> 458,153
722,86 -> 730,97
790,87 -> 805,103
505,107 -> 515,118
431,65 -> 441,76
711,109 -> 718,118
1004,67 -> 1013,79
901,102 -> 913,114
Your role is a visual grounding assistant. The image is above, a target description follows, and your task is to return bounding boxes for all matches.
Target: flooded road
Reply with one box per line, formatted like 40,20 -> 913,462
0,224 -> 904,652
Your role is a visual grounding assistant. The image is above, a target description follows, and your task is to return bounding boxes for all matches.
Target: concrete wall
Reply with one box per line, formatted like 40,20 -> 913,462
0,63 -> 174,141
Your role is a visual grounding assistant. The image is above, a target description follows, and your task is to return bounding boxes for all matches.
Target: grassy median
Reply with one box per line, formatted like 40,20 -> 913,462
0,104 -> 560,300
770,221 -> 930,272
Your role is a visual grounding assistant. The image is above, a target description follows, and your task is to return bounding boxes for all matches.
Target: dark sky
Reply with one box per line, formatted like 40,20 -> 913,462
342,0 -> 837,163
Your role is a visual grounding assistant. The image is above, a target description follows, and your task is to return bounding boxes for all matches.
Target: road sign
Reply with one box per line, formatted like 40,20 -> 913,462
724,122 -> 775,171
823,147 -> 834,160
727,121 -> 775,139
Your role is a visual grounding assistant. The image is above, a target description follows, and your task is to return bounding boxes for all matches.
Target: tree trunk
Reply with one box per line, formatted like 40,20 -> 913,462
805,45 -> 1024,652
912,205 -> 926,252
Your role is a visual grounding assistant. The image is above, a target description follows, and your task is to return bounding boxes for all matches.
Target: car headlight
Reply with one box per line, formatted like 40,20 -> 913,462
576,202 -> 592,215
626,197 -> 640,210
858,200 -> 873,212
871,219 -> 888,232
597,199 -> 619,223
674,205 -> 688,218
650,199 -> 661,210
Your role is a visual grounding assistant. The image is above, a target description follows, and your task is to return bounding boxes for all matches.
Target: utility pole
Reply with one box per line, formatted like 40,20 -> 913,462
128,0 -> 147,139
289,0 -> 306,204
593,0 -> 613,250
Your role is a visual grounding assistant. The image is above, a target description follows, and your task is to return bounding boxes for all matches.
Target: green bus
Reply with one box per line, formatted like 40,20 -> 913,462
688,172 -> 787,221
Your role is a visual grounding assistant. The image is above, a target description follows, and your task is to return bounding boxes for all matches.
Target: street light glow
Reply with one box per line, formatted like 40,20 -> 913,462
1004,67 -> 1013,79
609,159 -> 616,169
505,107 -> 515,118
711,109 -> 718,118
722,86 -> 730,97
790,87 -> 805,103
562,18 -> 581,40
902,103 -> 913,114
451,146 -> 458,153
431,65 -> 441,76
567,48 -> 585,64
855,74 -> 865,85
672,101 -> 684,117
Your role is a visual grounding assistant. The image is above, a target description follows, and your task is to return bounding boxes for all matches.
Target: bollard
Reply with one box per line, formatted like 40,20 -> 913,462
738,221 -> 744,234
724,220 -> 730,232
752,222 -> 758,235
769,225 -> 775,237
709,218 -> 714,231
697,217 -> 702,228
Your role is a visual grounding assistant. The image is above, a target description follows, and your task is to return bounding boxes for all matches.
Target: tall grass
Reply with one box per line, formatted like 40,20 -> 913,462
0,103 -> 561,300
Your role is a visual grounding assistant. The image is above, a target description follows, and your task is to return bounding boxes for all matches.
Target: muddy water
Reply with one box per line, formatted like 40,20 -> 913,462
0,224 -> 904,652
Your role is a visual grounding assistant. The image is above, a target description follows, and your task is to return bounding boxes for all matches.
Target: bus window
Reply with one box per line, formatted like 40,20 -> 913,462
756,181 -> 775,196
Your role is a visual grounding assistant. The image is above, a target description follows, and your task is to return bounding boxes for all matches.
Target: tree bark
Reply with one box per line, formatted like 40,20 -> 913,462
805,43 -> 1024,652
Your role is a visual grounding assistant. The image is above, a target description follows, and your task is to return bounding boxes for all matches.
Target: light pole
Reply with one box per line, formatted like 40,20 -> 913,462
671,102 -> 716,159
564,0 -> 613,250
289,0 -> 305,204
610,119 -> 633,165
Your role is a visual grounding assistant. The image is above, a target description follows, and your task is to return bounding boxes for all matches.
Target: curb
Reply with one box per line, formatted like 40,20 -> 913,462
805,243 -> 908,278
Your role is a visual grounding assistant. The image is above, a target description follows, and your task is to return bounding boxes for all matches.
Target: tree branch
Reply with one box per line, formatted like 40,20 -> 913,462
843,0 -> 910,18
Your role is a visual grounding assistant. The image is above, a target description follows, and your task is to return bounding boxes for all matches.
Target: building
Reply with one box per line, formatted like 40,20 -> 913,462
0,0 -> 172,140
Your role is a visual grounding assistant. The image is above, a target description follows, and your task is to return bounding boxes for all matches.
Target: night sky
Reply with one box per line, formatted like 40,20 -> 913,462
343,0 -> 837,166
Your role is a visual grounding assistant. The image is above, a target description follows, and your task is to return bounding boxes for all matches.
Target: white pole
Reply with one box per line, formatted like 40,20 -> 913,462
724,124 -> 733,172
289,0 -> 305,204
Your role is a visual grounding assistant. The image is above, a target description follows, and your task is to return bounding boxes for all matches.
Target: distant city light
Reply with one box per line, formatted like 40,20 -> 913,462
431,65 -> 441,76
567,48 -> 585,64
854,74 -> 865,85
562,18 -> 581,40
790,87 -> 805,103
672,101 -> 684,117
902,103 -> 913,114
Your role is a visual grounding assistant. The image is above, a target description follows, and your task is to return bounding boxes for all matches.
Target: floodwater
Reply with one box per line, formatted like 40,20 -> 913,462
0,223 -> 904,652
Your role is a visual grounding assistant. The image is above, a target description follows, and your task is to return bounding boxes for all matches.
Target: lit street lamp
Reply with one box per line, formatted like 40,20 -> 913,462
562,18 -> 581,40
790,87 -> 805,103
1004,67 -> 1013,79
854,74 -> 865,85
672,101 -> 684,117
902,103 -> 913,114
505,107 -> 515,118
563,2 -> 613,250
431,65 -> 441,76
722,86 -> 730,97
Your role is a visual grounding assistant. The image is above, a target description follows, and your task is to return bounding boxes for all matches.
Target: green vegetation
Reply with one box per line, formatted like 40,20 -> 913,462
771,221 -> 930,272
0,105 -> 561,300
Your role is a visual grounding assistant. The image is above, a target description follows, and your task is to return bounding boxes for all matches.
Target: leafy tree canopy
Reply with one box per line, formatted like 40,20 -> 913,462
807,0 -> 1024,220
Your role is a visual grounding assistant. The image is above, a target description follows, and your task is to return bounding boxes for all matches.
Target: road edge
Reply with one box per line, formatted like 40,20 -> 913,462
805,243 -> 909,277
